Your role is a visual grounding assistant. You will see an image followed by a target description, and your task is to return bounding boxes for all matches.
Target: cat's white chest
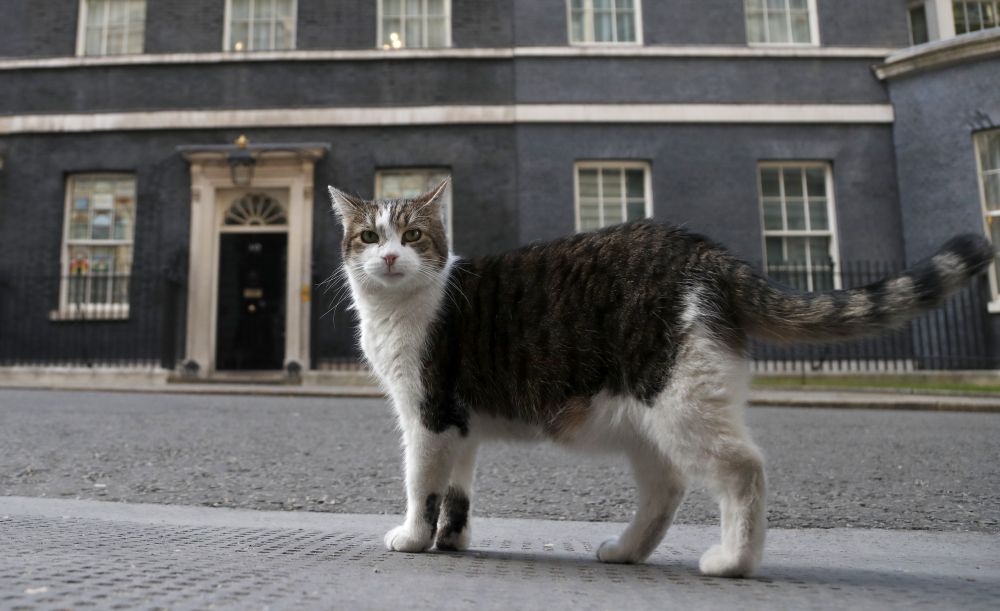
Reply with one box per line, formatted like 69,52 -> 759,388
356,293 -> 442,417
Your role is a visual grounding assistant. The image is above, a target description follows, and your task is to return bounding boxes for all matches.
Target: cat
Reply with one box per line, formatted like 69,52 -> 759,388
327,180 -> 993,577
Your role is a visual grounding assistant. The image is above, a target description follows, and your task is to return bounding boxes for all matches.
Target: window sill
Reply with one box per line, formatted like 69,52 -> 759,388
49,306 -> 130,321
988,300 -> 1000,314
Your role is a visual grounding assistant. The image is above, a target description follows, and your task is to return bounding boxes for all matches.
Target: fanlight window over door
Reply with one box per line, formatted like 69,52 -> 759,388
224,193 -> 288,227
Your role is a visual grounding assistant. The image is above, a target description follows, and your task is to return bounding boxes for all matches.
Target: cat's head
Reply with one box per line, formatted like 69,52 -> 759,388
328,180 -> 451,294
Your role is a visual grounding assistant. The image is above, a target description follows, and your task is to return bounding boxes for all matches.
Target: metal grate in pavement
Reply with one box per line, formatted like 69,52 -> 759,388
1,501 -> 998,610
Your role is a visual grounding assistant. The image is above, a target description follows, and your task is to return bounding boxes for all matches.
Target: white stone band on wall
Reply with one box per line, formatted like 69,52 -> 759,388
0,104 -> 895,134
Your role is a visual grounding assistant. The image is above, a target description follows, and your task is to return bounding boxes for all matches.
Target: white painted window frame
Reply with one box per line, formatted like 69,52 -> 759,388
75,0 -> 146,57
756,161 -> 841,291
223,0 -> 298,52
744,0 -> 821,47
565,0 -> 644,46
952,0 -> 1000,35
377,0 -> 453,49
55,173 -> 137,320
973,130 -> 1000,309
374,168 -> 454,247
573,161 -> 653,231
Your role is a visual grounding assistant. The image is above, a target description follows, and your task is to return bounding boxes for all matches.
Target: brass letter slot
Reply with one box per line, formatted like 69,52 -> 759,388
243,288 -> 264,299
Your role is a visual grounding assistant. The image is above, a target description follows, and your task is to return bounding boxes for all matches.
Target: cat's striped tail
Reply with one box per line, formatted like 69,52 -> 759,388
732,234 -> 994,344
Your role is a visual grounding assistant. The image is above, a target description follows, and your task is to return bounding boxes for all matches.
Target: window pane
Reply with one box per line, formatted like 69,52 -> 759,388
427,17 -> 447,47
788,0 -> 808,9
767,10 -> 790,42
762,199 -> 783,230
984,174 -> 1000,211
87,0 -> 106,27
601,169 -> 624,203
790,11 -> 811,43
85,27 -> 103,55
968,2 -> 983,31
126,23 -> 144,53
277,0 -> 295,18
252,22 -> 270,50
746,10 -> 766,42
783,168 -> 803,197
405,17 -> 423,47
594,11 -> 615,41
981,132 -> 1000,171
231,21 -> 249,50
427,0 -> 446,14
383,18 -> 402,46
805,167 -> 826,197
107,26 -> 126,54
765,237 -> 784,266
910,6 -> 929,44
579,169 -> 599,200
604,200 -> 623,225
760,167 -> 780,196
256,0 -> 275,19
808,198 -> 829,230
570,10 -> 585,41
232,0 -> 250,20
579,200 -> 602,230
626,201 -> 645,220
746,0 -> 765,9
785,237 -> 807,264
108,0 -> 128,24
274,19 -> 291,49
616,12 -> 636,42
405,0 -> 422,17
809,237 -> 832,267
766,0 -> 785,10
990,220 -> 1000,283
785,198 -> 806,230
809,238 -> 834,291
955,2 -> 968,34
624,169 -> 644,199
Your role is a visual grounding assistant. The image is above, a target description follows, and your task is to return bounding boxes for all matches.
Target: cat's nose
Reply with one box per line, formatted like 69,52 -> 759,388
383,254 -> 399,268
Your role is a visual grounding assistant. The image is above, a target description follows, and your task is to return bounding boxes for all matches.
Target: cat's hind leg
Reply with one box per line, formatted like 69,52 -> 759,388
655,334 -> 766,577
597,442 -> 686,564
384,424 -> 461,553
435,440 -> 478,551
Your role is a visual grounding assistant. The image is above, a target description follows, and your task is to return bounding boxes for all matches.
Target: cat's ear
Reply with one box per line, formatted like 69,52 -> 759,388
327,186 -> 366,220
413,178 -> 450,222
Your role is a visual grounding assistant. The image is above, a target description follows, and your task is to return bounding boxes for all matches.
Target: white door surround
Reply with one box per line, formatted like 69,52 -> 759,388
179,144 -> 328,376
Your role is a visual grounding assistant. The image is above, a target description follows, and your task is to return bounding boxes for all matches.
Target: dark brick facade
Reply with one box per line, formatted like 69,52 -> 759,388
0,0 -> 996,368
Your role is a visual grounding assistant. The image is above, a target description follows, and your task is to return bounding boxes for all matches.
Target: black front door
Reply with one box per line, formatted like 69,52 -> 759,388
216,233 -> 287,370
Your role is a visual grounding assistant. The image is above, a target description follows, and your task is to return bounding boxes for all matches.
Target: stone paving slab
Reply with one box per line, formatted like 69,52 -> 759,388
1,497 -> 997,610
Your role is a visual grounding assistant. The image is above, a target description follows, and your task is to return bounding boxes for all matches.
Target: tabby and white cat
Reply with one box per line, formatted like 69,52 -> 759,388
328,180 -> 992,577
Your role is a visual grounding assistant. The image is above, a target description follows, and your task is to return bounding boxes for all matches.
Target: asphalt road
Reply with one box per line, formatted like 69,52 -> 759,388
0,389 -> 997,532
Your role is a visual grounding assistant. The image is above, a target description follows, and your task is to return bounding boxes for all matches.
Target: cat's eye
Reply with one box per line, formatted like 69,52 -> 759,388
402,229 -> 422,243
360,230 -> 379,244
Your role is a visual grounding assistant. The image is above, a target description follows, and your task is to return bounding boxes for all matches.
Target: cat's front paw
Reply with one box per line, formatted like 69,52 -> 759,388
596,538 -> 639,564
698,545 -> 757,578
384,524 -> 432,553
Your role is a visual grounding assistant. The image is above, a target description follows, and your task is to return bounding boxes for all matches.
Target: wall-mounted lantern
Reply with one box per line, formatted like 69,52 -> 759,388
227,134 -> 255,186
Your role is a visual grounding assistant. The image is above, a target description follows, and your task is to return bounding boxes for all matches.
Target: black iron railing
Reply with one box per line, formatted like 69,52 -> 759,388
0,274 -> 183,369
1,263 -> 994,372
750,261 -> 995,371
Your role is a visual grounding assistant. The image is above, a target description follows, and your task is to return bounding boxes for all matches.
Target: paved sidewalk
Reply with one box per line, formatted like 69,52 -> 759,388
2,497 -> 997,610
